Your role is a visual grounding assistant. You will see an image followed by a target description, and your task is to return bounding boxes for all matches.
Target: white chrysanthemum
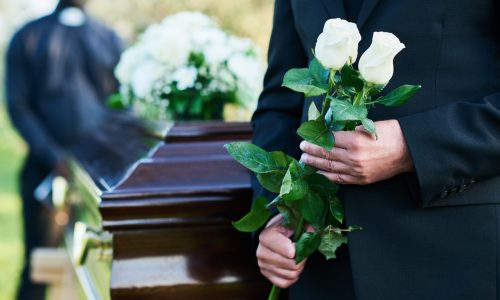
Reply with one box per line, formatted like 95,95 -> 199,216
130,60 -> 166,99
161,11 -> 216,33
228,53 -> 263,105
172,66 -> 198,90
149,28 -> 191,67
114,11 -> 264,120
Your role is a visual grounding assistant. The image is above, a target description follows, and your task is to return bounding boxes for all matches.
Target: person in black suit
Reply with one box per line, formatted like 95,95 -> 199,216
252,0 -> 500,299
5,0 -> 123,299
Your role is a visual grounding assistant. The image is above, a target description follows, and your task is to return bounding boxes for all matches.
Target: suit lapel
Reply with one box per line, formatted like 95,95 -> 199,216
319,0 -> 347,20
356,0 -> 382,29
320,0 -> 383,29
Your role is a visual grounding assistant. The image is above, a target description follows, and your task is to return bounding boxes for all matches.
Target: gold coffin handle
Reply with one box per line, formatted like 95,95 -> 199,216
73,222 -> 113,266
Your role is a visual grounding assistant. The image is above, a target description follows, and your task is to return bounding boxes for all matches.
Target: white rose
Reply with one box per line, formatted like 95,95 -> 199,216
314,18 -> 361,70
358,32 -> 406,84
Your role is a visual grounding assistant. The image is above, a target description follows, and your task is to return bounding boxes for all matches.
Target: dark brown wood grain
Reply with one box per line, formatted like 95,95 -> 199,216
165,121 -> 252,143
94,122 -> 269,299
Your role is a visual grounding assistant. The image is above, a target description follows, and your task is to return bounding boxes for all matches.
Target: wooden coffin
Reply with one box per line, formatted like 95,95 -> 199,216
66,122 -> 270,300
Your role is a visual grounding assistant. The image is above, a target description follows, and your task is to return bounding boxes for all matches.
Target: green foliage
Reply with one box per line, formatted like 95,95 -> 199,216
280,160 -> 308,201
232,196 -> 271,232
257,172 -> 286,194
318,230 -> 347,260
224,142 -> 293,174
375,84 -> 422,107
0,105 -> 25,300
295,232 -> 322,263
282,68 -> 328,98
308,58 -> 330,88
297,192 -> 325,228
308,101 -> 321,121
340,64 -> 364,92
297,119 -> 334,151
106,93 -> 127,110
329,97 -> 368,121
282,58 -> 330,98
329,197 -> 344,224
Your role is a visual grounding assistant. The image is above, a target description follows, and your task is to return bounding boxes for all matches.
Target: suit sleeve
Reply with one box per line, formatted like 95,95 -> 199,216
6,30 -> 66,167
251,0 -> 308,202
398,92 -> 500,208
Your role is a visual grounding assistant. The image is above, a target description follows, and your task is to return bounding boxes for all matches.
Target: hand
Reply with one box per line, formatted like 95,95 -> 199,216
300,119 -> 414,185
257,214 -> 307,289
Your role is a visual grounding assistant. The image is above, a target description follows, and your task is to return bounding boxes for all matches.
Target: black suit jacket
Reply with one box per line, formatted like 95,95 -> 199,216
6,10 -> 123,168
252,0 -> 500,299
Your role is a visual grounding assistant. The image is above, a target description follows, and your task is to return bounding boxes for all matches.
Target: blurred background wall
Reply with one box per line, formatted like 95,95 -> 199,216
0,0 -> 273,298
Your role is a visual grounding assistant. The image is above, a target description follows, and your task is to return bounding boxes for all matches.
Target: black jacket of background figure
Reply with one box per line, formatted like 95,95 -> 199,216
5,7 -> 123,300
251,0 -> 500,299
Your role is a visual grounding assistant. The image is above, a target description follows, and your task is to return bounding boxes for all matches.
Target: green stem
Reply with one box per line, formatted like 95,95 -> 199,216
268,285 -> 281,300
353,91 -> 363,106
293,217 -> 305,242
321,70 -> 336,118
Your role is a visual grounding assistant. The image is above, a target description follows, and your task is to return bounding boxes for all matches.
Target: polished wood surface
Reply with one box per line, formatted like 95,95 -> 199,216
166,121 -> 252,143
95,121 -> 269,299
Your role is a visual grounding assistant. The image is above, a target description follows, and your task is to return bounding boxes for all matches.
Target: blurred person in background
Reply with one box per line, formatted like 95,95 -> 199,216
5,0 -> 123,298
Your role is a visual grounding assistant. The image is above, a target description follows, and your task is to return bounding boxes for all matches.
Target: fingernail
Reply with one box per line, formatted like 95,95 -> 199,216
300,154 -> 307,162
299,141 -> 305,150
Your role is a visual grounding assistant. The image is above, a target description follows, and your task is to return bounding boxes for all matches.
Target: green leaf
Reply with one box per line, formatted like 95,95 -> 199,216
257,171 -> 286,193
295,232 -> 322,263
318,230 -> 347,260
340,64 -> 364,91
266,195 -> 282,208
232,196 -> 271,232
375,84 -> 421,106
304,173 -> 339,196
280,161 -> 308,201
329,197 -> 344,224
329,97 -> 368,122
282,68 -> 328,98
297,192 -> 326,226
302,163 -> 317,177
361,118 -> 376,136
331,121 -> 346,131
224,142 -> 293,174
106,93 -> 127,110
308,101 -> 321,121
276,204 -> 291,227
366,83 -> 386,96
308,58 -> 330,87
297,120 -> 334,151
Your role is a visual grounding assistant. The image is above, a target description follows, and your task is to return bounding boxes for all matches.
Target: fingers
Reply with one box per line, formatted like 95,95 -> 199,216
259,259 -> 306,288
331,130 -> 355,149
257,244 -> 304,273
260,269 -> 300,289
260,226 -> 296,259
257,226 -> 307,289
300,141 -> 349,161
317,170 -> 360,185
300,153 -> 352,174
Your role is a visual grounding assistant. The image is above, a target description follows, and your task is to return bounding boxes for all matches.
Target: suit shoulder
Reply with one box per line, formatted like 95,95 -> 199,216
10,14 -> 53,44
16,15 -> 54,34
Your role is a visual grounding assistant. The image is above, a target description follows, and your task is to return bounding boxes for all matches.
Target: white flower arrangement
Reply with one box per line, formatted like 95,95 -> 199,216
114,11 -> 263,121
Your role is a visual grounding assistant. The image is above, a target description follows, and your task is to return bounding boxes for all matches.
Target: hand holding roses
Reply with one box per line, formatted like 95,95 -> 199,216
300,120 -> 414,185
